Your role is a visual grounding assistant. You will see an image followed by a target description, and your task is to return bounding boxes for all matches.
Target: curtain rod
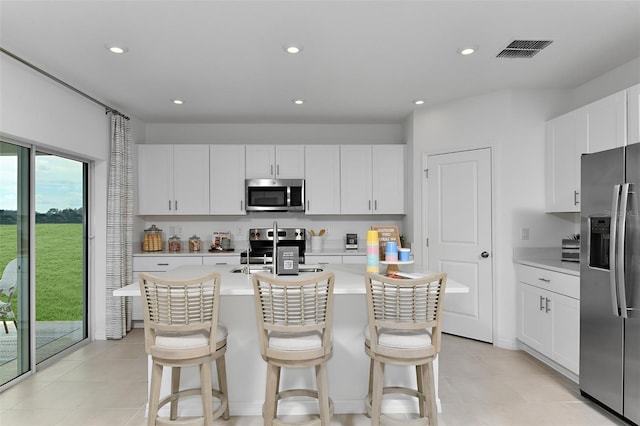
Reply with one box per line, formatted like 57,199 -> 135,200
1,47 -> 130,120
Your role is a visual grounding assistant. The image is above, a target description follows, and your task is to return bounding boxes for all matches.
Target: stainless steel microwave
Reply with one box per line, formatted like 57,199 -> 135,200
245,179 -> 305,212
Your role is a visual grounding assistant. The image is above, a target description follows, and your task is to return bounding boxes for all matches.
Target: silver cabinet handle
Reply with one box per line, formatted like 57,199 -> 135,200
374,200 -> 378,210
240,200 -> 243,211
545,297 -> 551,313
174,200 -> 178,211
157,263 -> 169,266
538,278 -> 551,283
368,200 -> 371,211
539,296 -> 545,311
277,165 -> 280,176
169,200 -> 172,210
270,165 -> 274,176
574,190 -> 580,206
307,200 -> 310,210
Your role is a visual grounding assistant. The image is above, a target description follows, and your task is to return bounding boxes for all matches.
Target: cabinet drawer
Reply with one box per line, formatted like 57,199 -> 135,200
305,255 -> 342,264
518,265 -> 579,299
133,256 -> 202,272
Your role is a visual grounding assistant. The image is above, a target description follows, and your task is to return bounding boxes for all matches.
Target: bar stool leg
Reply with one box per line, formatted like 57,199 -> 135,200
216,355 -> 230,420
316,363 -> 331,425
170,367 -> 181,420
148,361 -> 162,426
200,362 -> 214,426
371,359 -> 384,426
264,364 -> 279,426
424,361 -> 438,426
416,364 -> 425,418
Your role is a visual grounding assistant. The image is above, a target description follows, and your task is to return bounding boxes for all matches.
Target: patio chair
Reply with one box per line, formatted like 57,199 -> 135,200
0,259 -> 18,333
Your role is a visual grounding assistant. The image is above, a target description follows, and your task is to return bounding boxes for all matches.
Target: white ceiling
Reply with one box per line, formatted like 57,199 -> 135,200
1,0 -> 639,124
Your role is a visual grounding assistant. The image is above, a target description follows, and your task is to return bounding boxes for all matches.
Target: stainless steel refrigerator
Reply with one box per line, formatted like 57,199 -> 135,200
580,142 -> 639,425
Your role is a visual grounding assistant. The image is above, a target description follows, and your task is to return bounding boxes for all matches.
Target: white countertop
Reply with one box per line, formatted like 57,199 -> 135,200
114,263 -> 468,297
513,247 -> 580,276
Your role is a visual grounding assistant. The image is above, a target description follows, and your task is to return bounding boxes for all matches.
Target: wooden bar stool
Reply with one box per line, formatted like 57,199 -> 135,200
363,271 -> 448,426
139,271 -> 229,426
252,271 -> 336,426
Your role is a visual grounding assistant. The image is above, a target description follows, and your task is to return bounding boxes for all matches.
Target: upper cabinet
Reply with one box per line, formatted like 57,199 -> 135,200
628,84 -> 640,144
137,145 -> 210,215
545,112 -> 583,213
545,87 -> 631,213
245,145 -> 304,179
210,145 -> 246,215
576,90 -> 626,153
341,145 -> 405,215
304,145 -> 341,215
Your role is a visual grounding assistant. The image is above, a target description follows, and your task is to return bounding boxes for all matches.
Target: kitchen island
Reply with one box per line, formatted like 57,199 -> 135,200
114,263 -> 467,417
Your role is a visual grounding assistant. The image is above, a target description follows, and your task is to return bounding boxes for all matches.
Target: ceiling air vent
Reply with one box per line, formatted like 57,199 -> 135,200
497,40 -> 553,58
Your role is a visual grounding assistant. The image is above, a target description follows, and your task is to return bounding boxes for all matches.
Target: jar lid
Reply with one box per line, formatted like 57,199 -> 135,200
169,235 -> 180,241
189,235 -> 200,240
144,224 -> 162,233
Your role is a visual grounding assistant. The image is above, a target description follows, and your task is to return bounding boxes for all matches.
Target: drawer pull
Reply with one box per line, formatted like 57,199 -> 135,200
538,278 -> 551,283
157,263 -> 169,266
540,296 -> 545,311
545,297 -> 551,313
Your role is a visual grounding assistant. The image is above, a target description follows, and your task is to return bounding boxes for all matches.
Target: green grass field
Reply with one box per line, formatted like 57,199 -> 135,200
0,224 -> 84,321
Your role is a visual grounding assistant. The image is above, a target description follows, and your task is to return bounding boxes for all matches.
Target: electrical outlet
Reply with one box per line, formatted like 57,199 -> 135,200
520,227 -> 530,241
237,227 -> 243,236
324,227 -> 330,236
169,226 -> 176,236
176,225 -> 183,238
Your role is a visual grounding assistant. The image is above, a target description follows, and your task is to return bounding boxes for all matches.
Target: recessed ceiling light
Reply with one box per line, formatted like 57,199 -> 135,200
457,46 -> 478,56
172,99 -> 184,105
292,99 -> 304,105
413,99 -> 426,105
284,45 -> 303,54
106,45 -> 128,54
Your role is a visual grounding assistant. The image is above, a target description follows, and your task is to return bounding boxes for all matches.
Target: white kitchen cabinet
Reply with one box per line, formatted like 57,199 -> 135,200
210,145 -> 246,215
628,84 -> 640,144
517,264 -> 580,375
137,145 -> 210,215
544,112 -> 584,213
245,145 -> 304,179
304,145 -> 341,214
131,255 -> 204,320
340,145 -> 405,214
576,90 -> 626,153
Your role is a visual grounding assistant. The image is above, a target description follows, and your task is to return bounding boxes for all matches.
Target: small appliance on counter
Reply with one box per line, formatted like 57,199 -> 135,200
345,233 -> 358,250
561,235 -> 580,262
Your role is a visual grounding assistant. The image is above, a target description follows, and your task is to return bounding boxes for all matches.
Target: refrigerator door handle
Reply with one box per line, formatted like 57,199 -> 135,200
610,185 -> 622,317
617,183 -> 630,319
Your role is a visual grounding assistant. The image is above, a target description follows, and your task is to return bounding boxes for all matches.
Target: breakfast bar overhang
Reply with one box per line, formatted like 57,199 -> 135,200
114,263 -> 468,417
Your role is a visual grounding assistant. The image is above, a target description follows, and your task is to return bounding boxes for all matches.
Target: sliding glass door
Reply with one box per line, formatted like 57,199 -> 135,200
0,141 -> 88,386
0,141 -> 30,385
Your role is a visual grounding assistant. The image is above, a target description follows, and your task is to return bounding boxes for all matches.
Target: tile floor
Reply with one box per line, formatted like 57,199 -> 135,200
0,329 -> 626,426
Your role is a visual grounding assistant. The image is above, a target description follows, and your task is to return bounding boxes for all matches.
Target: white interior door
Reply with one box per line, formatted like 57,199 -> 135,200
424,148 -> 493,342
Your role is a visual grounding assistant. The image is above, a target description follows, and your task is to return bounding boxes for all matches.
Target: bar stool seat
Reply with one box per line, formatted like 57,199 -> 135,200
363,271 -> 447,426
252,271 -> 336,426
139,271 -> 229,426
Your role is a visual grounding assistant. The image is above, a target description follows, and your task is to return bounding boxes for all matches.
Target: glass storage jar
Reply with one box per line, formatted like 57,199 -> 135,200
188,235 -> 201,252
142,225 -> 164,252
168,235 -> 182,252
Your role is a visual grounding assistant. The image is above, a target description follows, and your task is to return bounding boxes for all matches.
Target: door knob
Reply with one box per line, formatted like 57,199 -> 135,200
481,251 -> 490,258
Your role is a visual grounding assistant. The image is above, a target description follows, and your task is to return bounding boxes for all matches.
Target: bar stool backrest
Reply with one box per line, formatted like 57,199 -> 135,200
139,271 -> 222,360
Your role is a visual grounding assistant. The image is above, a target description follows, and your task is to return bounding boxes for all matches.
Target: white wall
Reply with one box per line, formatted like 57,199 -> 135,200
1,54 -> 124,341
409,88 -> 575,349
144,122 -> 403,145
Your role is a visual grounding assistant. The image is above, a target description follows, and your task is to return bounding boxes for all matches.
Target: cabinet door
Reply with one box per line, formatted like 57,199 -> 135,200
545,113 -> 581,213
276,145 -> 305,178
137,145 -> 174,214
628,84 -> 640,144
577,90 -> 626,153
519,282 -> 551,354
210,145 -> 246,215
245,145 -> 275,179
372,145 -> 405,214
305,145 -> 341,214
340,146 -> 373,214
550,293 -> 580,374
173,145 -> 210,214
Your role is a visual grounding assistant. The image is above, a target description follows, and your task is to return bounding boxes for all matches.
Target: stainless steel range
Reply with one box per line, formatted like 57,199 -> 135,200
241,227 -> 306,265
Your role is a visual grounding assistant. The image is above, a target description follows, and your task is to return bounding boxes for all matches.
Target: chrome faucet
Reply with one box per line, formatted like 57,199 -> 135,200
272,221 -> 278,274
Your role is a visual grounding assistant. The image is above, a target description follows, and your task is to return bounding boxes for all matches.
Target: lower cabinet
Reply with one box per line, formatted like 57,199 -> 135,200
517,265 -> 580,376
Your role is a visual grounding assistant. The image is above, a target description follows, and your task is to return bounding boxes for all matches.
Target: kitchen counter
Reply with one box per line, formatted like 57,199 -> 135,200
513,247 -> 580,276
114,263 -> 467,417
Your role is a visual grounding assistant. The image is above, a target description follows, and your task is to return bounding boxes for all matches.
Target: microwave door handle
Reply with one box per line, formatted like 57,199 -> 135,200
610,185 -> 622,317
617,183 -> 630,319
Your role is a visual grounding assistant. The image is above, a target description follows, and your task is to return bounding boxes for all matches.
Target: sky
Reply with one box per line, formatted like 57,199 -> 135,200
0,155 -> 84,213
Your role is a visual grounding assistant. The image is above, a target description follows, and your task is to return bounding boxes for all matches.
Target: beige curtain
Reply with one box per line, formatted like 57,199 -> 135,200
105,113 -> 133,339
